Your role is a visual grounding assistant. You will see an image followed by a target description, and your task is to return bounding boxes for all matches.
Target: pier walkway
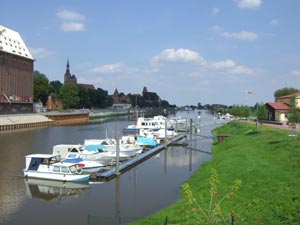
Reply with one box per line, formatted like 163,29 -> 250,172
94,134 -> 186,180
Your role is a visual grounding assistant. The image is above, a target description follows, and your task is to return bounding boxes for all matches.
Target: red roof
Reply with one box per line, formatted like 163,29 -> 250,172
266,102 -> 290,111
79,84 -> 95,90
277,93 -> 300,99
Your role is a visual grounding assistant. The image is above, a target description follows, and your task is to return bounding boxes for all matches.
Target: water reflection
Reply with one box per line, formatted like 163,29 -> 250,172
24,178 -> 90,202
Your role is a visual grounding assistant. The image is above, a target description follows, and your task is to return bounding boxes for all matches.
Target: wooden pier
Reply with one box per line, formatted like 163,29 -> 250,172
92,134 -> 186,181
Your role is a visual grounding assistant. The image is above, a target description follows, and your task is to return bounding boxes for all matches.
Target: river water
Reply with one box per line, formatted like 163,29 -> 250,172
0,110 -> 221,225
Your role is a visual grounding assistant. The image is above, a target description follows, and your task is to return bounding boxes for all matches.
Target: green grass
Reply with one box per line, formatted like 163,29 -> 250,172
130,121 -> 300,225
89,112 -> 129,120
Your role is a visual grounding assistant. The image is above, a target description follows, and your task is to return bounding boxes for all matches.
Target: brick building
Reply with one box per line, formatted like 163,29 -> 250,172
0,25 -> 34,113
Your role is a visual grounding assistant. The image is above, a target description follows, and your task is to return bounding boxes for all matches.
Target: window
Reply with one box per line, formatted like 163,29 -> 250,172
61,167 -> 69,173
53,166 -> 60,172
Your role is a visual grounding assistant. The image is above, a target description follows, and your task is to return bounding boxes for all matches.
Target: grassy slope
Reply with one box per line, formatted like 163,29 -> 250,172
131,121 -> 300,225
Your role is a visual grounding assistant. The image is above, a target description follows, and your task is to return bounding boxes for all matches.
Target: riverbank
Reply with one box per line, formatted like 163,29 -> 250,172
0,110 -> 129,132
132,121 -> 300,224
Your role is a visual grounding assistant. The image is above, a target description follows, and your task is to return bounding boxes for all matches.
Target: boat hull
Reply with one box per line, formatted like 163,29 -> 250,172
24,170 -> 90,182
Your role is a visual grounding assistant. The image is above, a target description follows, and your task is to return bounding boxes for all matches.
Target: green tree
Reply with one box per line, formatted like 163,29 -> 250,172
88,88 -> 112,108
230,105 -> 250,118
60,83 -> 79,109
48,80 -> 62,99
256,103 -> 268,120
288,97 -> 300,123
77,85 -> 91,108
33,71 -> 49,105
274,87 -> 300,98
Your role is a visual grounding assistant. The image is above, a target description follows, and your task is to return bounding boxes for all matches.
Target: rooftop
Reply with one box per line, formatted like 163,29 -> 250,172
0,24 -> 33,60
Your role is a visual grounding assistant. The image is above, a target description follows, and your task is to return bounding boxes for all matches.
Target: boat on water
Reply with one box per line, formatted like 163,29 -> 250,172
53,143 -> 133,162
84,137 -> 144,158
53,144 -> 114,165
23,154 -> 90,182
63,152 -> 106,173
123,115 -> 187,134
139,128 -> 179,142
123,115 -> 167,132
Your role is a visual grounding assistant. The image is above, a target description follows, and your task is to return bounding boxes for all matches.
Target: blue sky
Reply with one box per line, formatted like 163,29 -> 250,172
1,0 -> 300,106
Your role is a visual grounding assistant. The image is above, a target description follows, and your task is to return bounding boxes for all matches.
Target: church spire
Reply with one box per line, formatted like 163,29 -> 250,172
66,59 -> 70,74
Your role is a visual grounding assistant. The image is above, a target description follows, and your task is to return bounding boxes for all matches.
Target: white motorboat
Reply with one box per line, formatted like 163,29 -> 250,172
84,137 -> 144,158
63,152 -> 106,173
53,144 -> 114,165
139,127 -> 178,142
123,115 -> 167,132
23,154 -> 90,182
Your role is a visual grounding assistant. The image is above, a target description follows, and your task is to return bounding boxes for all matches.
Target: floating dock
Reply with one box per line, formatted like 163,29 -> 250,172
93,134 -> 186,180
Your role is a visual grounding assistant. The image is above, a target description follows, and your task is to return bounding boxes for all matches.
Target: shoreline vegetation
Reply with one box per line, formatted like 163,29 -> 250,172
131,121 -> 300,225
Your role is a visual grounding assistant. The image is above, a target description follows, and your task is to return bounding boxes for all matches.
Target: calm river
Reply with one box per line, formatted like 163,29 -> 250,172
0,110 -> 220,225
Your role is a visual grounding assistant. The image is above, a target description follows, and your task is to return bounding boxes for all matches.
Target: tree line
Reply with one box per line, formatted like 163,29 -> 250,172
33,71 -> 175,110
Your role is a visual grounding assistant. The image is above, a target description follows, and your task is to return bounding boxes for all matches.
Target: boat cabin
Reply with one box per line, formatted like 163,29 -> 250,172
24,154 -> 59,171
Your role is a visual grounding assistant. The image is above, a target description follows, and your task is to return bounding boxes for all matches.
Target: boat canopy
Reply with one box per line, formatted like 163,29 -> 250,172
85,145 -> 105,151
136,137 -> 157,147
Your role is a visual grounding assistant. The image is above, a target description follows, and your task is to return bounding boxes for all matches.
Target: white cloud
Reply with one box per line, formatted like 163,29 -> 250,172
29,47 -> 54,59
152,48 -> 206,65
212,8 -> 220,16
61,22 -> 85,32
222,31 -> 258,41
56,10 -> 85,21
56,9 -> 86,32
270,19 -> 279,25
212,26 -> 258,41
230,65 -> 253,74
151,48 -> 255,76
234,0 -> 262,9
211,59 -> 236,69
90,63 -> 123,73
291,70 -> 300,76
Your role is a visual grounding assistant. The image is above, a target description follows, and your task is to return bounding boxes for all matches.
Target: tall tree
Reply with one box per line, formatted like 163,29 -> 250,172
60,83 -> 79,109
256,103 -> 268,120
48,80 -> 62,99
288,97 -> 300,123
77,85 -> 91,108
33,71 -> 49,105
274,87 -> 300,98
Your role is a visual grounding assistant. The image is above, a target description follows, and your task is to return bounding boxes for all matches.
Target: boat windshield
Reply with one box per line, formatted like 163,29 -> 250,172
69,165 -> 77,173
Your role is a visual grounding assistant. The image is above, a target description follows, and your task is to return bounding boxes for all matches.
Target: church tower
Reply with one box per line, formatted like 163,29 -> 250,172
64,59 -> 77,84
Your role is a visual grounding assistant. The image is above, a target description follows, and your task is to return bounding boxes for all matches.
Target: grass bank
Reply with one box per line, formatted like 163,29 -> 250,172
131,121 -> 300,224
89,112 -> 129,120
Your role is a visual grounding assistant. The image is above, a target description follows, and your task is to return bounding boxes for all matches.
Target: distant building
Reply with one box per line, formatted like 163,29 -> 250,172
63,60 -> 95,89
64,59 -> 77,84
0,24 -> 34,114
46,96 -> 63,111
112,88 -> 131,104
265,92 -> 300,123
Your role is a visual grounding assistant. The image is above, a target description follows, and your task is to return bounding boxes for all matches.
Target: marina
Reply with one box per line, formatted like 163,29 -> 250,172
0,110 -> 225,225
95,134 -> 186,180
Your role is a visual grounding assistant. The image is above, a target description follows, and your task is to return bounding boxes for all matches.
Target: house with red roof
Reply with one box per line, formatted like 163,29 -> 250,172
265,93 -> 300,123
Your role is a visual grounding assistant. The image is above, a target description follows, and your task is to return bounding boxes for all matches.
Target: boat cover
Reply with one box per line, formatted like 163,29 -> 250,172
85,145 -> 105,151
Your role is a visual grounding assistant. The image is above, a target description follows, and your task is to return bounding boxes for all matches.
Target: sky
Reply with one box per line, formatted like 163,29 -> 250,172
1,0 -> 300,107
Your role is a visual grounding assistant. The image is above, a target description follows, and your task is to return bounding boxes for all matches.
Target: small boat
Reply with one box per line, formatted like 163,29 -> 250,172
123,115 -> 167,132
53,144 -> 114,165
23,154 -> 90,182
84,137 -> 144,158
63,152 -> 106,173
139,128 -> 178,142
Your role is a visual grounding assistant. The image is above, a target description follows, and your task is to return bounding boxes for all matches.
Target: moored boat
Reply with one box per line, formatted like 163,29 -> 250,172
63,152 -> 106,173
23,154 -> 90,182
